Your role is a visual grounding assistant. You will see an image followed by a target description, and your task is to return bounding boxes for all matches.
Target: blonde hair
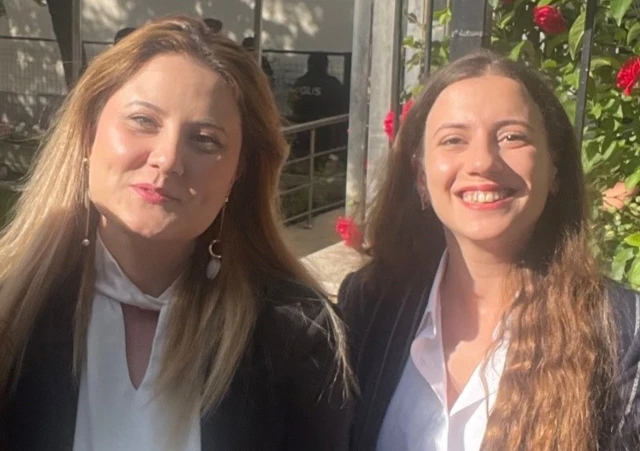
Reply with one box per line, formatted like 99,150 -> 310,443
365,50 -> 620,450
0,15 -> 351,422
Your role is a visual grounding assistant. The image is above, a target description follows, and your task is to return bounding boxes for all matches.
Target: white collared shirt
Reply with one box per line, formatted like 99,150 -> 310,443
377,252 -> 508,451
73,238 -> 201,451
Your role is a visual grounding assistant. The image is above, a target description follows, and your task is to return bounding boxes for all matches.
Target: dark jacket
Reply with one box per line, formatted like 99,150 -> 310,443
290,71 -> 346,123
1,273 -> 352,451
339,264 -> 640,450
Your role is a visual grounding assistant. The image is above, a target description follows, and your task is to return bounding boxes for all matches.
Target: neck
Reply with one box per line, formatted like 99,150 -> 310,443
440,233 -> 518,314
98,222 -> 194,297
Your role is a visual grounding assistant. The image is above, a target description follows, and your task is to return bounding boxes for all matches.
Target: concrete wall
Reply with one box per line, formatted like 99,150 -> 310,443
0,0 -> 355,126
0,0 -> 355,51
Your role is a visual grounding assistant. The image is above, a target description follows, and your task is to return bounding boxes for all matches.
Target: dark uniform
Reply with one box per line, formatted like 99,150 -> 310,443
289,53 -> 348,159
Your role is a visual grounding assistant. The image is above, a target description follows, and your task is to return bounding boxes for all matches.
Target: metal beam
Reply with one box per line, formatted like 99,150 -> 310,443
390,0 -> 405,135
574,0 -> 597,147
345,0 -> 373,222
364,0 -> 403,217
70,0 -> 82,84
449,0 -> 491,60
253,0 -> 263,61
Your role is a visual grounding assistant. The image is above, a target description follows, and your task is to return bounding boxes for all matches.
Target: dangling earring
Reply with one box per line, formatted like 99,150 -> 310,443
82,157 -> 91,247
206,197 -> 227,280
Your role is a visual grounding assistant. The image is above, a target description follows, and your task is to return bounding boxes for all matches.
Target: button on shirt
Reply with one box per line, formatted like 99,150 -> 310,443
377,252 -> 509,451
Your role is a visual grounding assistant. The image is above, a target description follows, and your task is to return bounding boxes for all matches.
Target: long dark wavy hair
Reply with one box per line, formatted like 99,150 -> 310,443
364,49 -> 624,450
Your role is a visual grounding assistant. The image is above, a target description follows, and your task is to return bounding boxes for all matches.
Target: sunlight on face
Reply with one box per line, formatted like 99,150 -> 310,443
422,75 -> 556,253
88,53 -> 242,243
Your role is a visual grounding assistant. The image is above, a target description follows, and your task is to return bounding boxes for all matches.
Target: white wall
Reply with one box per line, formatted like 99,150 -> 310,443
0,0 -> 355,52
0,0 -> 354,124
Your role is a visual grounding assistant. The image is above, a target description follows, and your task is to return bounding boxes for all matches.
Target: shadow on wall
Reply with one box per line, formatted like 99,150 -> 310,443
0,0 -> 353,128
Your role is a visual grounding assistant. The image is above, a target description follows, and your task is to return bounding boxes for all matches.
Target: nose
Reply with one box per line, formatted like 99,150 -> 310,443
146,129 -> 185,176
464,134 -> 504,175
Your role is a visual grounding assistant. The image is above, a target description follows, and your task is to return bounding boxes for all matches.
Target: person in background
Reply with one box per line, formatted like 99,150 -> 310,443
288,53 -> 348,160
203,18 -> 223,33
114,27 -> 136,44
339,49 -> 640,450
241,36 -> 274,86
0,16 -> 353,451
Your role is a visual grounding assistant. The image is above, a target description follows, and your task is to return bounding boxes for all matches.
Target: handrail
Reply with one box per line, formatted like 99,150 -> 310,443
282,114 -> 349,135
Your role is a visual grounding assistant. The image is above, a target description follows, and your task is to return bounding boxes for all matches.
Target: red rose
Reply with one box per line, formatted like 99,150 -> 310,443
383,99 -> 414,141
533,6 -> 567,35
617,57 -> 640,96
335,216 -> 363,250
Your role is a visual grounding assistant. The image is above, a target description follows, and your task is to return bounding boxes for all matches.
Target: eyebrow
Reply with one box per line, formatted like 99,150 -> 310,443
432,119 -> 535,135
191,119 -> 228,136
125,100 -> 167,116
125,100 -> 228,136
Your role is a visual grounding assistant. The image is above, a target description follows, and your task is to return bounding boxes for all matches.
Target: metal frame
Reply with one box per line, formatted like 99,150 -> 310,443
449,0 -> 491,60
281,114 -> 349,226
345,0 -> 373,222
71,0 -> 82,85
253,0 -> 263,61
574,0 -> 598,147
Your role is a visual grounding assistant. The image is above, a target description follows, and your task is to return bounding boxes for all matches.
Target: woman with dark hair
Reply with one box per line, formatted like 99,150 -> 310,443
339,49 -> 640,450
0,16 -> 352,451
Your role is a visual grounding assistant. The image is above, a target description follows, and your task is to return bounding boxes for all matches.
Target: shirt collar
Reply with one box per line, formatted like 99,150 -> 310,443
416,250 -> 448,340
94,235 -> 176,311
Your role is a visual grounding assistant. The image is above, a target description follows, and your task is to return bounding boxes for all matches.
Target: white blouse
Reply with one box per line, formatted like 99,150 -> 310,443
73,237 -> 201,451
377,252 -> 508,451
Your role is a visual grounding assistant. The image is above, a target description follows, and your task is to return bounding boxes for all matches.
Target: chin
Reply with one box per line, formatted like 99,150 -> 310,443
118,215 -> 174,240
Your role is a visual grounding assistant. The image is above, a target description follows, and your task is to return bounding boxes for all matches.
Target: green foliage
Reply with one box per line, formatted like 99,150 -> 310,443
404,0 -> 640,288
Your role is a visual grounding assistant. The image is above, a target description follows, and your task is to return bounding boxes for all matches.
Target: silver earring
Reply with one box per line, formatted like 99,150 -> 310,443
420,196 -> 428,211
82,157 -> 91,247
206,197 -> 227,280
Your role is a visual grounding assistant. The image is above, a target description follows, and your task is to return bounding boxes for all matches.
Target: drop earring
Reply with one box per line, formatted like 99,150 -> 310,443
82,157 -> 91,247
206,197 -> 227,280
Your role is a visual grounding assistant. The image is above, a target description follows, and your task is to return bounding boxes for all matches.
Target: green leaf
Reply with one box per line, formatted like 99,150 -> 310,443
509,41 -> 535,61
568,11 -> 586,60
625,233 -> 640,247
630,256 -> 640,287
488,0 -> 500,9
537,0 -> 554,5
614,247 -> 635,262
626,168 -> 640,189
612,247 -> 636,280
628,23 -> 640,45
499,11 -> 516,29
590,56 -> 620,71
611,0 -> 634,26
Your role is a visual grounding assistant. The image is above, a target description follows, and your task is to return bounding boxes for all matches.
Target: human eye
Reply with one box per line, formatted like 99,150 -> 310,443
191,133 -> 224,153
499,132 -> 529,147
129,115 -> 159,131
440,136 -> 465,146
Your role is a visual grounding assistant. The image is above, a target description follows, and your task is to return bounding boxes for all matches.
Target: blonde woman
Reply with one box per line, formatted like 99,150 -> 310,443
0,16 -> 352,451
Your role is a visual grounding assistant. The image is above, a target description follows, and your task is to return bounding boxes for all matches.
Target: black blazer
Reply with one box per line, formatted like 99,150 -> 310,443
1,273 -> 352,451
338,264 -> 640,451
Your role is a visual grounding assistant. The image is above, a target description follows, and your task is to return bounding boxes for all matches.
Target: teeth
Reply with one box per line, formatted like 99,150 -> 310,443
462,190 -> 509,204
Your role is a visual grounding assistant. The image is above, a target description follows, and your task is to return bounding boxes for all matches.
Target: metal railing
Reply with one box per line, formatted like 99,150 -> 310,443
280,114 -> 349,226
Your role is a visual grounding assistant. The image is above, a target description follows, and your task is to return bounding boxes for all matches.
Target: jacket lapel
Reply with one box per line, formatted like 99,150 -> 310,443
4,274 -> 80,450
354,275 -> 434,451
